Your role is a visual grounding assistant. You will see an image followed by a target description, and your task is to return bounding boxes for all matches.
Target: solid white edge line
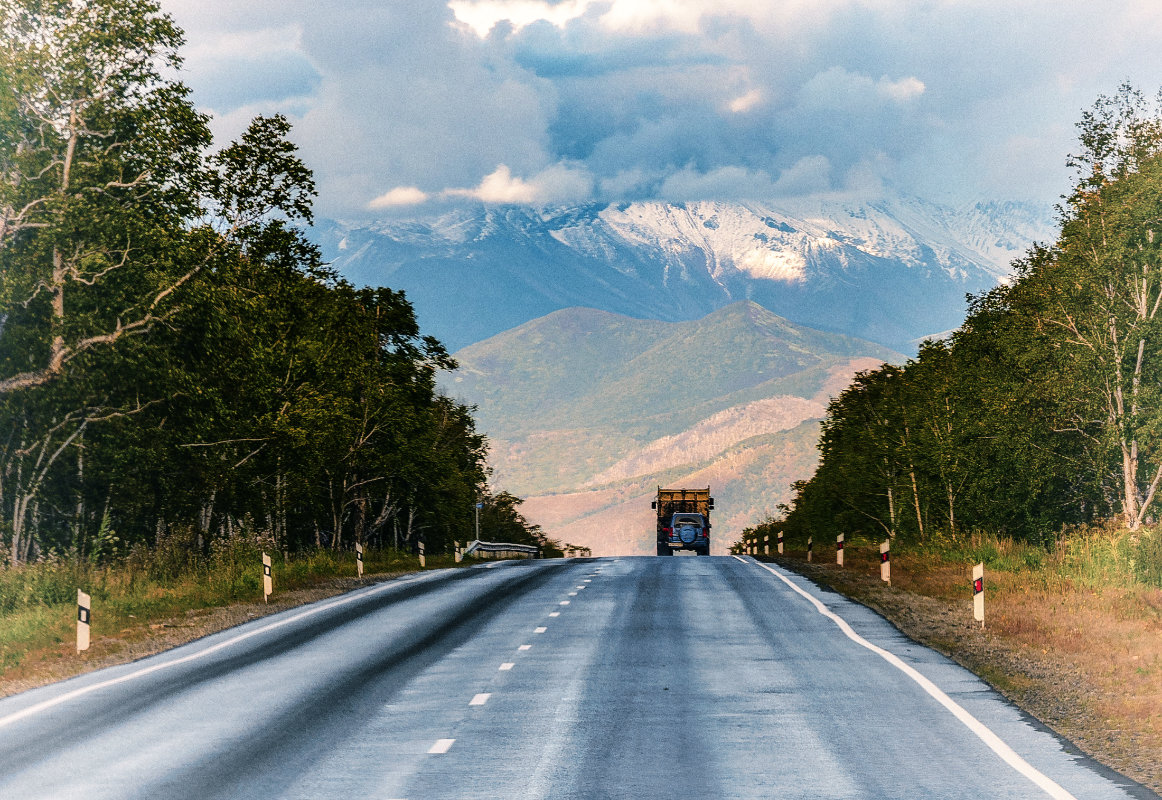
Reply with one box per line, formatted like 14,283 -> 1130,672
741,556 -> 1077,800
0,569 -> 454,730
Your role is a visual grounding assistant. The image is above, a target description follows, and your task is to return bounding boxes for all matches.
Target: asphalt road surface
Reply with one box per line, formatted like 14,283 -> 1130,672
0,556 -> 1156,799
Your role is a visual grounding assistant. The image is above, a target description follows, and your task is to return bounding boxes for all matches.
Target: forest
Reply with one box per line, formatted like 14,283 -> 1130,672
0,0 -> 554,567
768,85 -> 1162,581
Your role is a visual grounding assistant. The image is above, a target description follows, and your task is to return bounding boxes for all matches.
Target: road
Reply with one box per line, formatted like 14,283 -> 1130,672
0,556 -> 1155,799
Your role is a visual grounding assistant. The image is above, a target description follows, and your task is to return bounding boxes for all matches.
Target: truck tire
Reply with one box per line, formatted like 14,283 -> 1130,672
697,546 -> 710,556
657,543 -> 673,556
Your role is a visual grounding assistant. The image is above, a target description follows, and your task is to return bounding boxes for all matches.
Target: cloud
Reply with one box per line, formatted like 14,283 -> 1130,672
444,163 -> 593,204
449,0 -> 593,37
658,165 -> 778,201
797,67 -> 926,112
159,0 -> 1162,214
727,88 -> 763,113
369,186 -> 430,208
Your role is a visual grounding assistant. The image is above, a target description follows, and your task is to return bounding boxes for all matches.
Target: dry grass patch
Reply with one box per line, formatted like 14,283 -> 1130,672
0,548 -> 459,699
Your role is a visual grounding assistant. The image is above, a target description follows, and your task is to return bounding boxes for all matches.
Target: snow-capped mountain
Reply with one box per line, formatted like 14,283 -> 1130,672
313,195 -> 1055,352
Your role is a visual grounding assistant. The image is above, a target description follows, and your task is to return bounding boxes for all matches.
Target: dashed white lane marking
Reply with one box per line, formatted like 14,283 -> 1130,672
568,592 -> 578,596
519,644 -> 532,651
576,585 -> 586,589
742,556 -> 1078,800
583,579 -> 592,583
534,627 -> 547,634
469,693 -> 491,706
428,739 -> 455,754
499,663 -> 515,671
560,600 -> 570,605
549,611 -> 560,617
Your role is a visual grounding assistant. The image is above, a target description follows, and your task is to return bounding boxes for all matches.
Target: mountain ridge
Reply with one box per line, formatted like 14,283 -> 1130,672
316,195 -> 1055,353
445,302 -> 899,554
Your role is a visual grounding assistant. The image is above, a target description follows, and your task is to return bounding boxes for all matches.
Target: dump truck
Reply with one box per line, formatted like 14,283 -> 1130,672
652,486 -> 713,556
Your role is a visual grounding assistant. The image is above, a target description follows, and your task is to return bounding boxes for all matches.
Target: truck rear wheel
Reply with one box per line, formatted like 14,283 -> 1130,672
657,543 -> 673,556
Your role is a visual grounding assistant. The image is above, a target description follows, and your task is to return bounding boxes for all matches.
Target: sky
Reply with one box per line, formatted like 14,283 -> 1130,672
158,0 -> 1162,219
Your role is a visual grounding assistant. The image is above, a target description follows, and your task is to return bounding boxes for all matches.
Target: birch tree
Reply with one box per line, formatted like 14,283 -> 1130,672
1038,86 -> 1162,530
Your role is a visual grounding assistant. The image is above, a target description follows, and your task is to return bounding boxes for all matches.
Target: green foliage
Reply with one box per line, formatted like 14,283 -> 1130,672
772,85 -> 1162,591
0,0 -> 500,570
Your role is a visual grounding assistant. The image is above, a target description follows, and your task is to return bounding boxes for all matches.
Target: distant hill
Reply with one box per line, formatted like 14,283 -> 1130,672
316,196 -> 1054,352
446,302 -> 899,555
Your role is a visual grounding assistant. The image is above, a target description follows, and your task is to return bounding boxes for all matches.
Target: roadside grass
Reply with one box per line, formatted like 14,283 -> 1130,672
769,526 -> 1162,791
0,541 -> 459,689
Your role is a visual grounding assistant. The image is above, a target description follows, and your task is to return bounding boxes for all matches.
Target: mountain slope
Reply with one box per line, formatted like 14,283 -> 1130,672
318,196 -> 1054,352
446,302 -> 899,554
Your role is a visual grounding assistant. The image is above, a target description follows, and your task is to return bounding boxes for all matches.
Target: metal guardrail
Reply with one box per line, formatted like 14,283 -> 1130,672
459,540 -> 541,560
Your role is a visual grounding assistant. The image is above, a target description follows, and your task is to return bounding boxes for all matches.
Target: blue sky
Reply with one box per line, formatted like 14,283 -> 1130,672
159,1 -> 1162,218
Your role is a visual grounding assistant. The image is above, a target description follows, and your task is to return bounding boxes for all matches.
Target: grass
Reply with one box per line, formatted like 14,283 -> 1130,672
759,525 -> 1162,791
0,536 -> 458,683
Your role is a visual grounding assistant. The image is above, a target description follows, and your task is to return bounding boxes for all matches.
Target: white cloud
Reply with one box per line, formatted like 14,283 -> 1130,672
798,67 -> 926,111
878,75 -> 925,102
728,88 -> 763,113
369,186 -> 430,208
449,0 -> 592,37
444,163 -> 593,204
658,165 -> 778,201
773,156 -> 833,196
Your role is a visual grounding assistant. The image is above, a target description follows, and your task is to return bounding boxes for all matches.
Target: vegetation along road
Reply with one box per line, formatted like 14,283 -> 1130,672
0,556 -> 1155,800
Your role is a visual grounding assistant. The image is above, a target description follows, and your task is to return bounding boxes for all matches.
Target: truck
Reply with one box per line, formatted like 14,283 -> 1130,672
652,486 -> 713,556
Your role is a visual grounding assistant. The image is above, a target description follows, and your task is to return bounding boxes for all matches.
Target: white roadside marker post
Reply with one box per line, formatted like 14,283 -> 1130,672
418,541 -> 426,568
262,552 -> 272,603
973,563 -> 985,628
356,542 -> 364,579
764,535 -> 769,556
777,531 -> 784,555
76,589 -> 91,653
836,533 -> 844,567
455,541 -> 462,563
880,540 -> 891,585
807,536 -> 813,562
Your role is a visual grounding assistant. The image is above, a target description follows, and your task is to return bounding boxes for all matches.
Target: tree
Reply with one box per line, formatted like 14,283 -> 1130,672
0,0 -> 211,393
1030,85 -> 1162,530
